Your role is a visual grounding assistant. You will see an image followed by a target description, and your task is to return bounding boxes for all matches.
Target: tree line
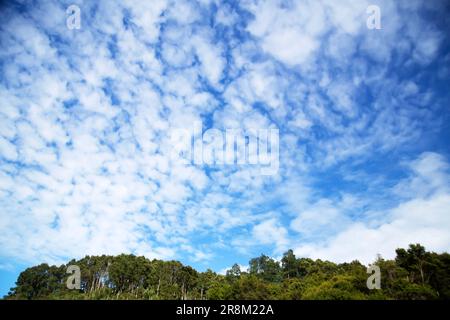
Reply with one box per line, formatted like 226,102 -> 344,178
4,244 -> 450,300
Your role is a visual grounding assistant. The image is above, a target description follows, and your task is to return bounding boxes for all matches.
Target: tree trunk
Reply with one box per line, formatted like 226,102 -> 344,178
156,278 -> 161,297
420,263 -> 425,284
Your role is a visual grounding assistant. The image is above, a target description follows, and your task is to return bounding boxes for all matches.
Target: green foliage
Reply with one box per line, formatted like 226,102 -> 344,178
7,264 -> 66,299
225,263 -> 241,283
249,254 -> 282,282
4,244 -> 450,300
230,274 -> 271,299
281,278 -> 305,299
205,277 -> 232,299
281,249 -> 298,279
302,275 -> 368,300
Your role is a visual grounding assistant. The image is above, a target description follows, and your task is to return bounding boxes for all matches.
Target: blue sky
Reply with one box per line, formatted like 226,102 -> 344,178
1,0 -> 450,296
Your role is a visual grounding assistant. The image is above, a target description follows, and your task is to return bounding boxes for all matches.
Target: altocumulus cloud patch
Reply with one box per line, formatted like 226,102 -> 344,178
0,0 -> 450,289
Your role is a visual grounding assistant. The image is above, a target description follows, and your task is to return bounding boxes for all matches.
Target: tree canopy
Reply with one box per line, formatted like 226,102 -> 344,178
4,244 -> 450,300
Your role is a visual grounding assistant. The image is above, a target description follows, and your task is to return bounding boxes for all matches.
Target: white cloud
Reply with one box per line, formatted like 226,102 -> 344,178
252,218 -> 288,251
192,34 -> 225,86
294,194 -> 450,264
245,0 -> 325,66
0,0 -> 448,272
0,136 -> 18,161
291,199 -> 350,237
294,152 -> 450,264
394,152 -> 450,198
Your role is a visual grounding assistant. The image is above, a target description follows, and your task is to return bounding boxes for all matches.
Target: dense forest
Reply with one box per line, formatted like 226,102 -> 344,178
4,244 -> 450,300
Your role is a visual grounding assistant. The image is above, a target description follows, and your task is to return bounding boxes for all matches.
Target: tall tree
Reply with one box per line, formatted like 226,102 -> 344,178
226,264 -> 241,283
281,249 -> 298,279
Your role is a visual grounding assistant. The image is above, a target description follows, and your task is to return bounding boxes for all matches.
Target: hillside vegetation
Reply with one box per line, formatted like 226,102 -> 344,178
4,244 -> 450,300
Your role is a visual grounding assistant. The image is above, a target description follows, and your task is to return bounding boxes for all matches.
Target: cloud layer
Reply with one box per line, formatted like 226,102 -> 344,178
0,0 -> 449,273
